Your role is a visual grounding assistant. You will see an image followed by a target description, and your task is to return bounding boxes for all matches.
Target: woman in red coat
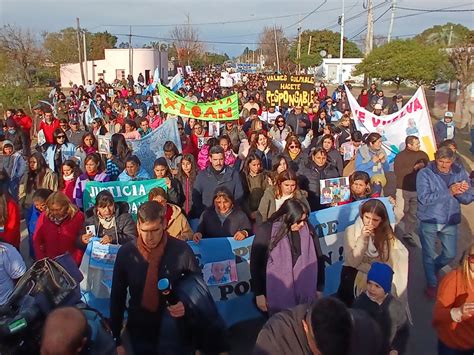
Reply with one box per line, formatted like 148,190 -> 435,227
33,191 -> 85,265
0,171 -> 20,249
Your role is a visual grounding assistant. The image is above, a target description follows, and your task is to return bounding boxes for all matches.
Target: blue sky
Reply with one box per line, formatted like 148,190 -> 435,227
1,0 -> 472,57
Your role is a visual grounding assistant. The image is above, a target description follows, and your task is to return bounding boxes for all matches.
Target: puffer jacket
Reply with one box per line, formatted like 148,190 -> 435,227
81,202 -> 137,246
416,161 -> 473,225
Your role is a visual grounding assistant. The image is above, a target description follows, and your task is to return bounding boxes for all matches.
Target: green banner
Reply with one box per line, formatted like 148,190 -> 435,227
83,179 -> 167,219
158,84 -> 239,121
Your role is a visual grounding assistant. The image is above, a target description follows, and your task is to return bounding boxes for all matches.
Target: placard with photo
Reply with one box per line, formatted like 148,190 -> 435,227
320,176 -> 351,205
203,259 -> 238,286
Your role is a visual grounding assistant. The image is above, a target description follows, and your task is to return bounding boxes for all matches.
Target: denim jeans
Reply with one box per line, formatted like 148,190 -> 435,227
438,339 -> 474,355
419,222 -> 458,287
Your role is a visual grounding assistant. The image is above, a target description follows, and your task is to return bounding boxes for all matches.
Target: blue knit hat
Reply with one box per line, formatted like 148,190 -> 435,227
367,262 -> 394,294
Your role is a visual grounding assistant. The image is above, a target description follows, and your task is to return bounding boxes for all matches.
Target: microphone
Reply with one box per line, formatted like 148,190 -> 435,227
158,278 -> 179,306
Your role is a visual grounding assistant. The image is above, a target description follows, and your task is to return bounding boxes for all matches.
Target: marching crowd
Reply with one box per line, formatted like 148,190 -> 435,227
0,68 -> 473,355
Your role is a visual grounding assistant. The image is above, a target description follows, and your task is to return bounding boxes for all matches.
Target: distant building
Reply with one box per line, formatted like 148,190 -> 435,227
317,58 -> 364,84
60,48 -> 168,87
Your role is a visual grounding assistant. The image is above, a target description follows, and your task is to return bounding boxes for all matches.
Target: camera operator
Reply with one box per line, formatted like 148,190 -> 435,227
40,306 -> 116,355
110,201 -> 201,355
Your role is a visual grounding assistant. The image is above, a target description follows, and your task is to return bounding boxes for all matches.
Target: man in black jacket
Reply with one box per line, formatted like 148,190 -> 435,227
253,297 -> 384,355
110,201 -> 201,355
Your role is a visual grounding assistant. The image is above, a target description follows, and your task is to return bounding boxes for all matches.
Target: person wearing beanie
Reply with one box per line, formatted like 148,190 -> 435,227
4,118 -> 30,157
353,262 -> 410,355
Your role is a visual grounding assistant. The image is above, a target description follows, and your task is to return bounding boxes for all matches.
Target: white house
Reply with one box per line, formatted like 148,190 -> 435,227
318,58 -> 363,84
60,48 -> 168,87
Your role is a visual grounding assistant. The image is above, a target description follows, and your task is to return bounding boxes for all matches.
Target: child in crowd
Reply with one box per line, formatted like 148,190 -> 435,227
27,189 -> 53,259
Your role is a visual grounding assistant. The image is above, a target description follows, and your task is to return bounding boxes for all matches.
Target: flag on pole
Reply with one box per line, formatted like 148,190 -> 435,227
143,66 -> 161,96
167,72 -> 184,92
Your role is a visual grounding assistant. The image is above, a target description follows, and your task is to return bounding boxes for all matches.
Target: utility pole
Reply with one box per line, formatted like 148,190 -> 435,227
83,30 -> 88,83
297,20 -> 302,73
273,24 -> 280,73
448,25 -> 454,46
338,0 -> 345,84
307,35 -> 312,55
128,26 -> 133,78
365,0 -> 374,54
76,18 -> 85,85
387,0 -> 397,43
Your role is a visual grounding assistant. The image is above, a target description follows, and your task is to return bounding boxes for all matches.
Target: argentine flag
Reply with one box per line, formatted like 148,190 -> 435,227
167,72 -> 184,92
143,66 -> 161,96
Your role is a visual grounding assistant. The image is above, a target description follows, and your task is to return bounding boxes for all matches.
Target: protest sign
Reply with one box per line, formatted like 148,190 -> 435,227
130,118 -> 182,175
158,84 -> 239,121
97,135 -> 110,155
82,179 -> 167,218
320,177 -> 350,205
80,238 -> 121,317
345,86 -> 437,160
266,74 -> 315,107
187,198 -> 397,326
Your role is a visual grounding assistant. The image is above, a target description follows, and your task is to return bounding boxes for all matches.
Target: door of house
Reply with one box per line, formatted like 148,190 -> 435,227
116,69 -> 125,81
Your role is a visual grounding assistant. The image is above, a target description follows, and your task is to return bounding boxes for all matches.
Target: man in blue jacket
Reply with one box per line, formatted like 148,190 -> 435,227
416,146 -> 473,299
192,145 -> 244,218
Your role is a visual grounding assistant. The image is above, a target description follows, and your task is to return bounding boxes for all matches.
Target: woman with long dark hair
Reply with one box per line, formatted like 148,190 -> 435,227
163,140 -> 182,176
249,132 -> 279,171
241,153 -> 268,218
74,132 -> 97,169
59,160 -> 82,203
176,154 -> 197,216
44,128 -> 77,174
338,171 -> 380,205
282,135 -> 305,173
19,152 -> 58,212
74,153 -> 110,209
153,157 -> 185,207
250,198 -> 325,315
338,199 -> 408,307
106,133 -> 132,181
355,132 -> 389,183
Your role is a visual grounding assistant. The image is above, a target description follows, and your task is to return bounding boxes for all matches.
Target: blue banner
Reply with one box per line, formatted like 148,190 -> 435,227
186,198 -> 396,326
130,119 -> 182,175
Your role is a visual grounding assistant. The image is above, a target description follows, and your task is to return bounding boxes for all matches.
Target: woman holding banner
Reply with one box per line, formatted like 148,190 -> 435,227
251,198 -> 325,315
338,199 -> 408,308
80,190 -> 136,246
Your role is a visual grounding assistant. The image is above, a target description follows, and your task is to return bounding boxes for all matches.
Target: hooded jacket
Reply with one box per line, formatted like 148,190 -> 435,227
416,161 -> 473,225
117,167 -> 150,182
434,118 -> 456,146
81,202 -> 136,246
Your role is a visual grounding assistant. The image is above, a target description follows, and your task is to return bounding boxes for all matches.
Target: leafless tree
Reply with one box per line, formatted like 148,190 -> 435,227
258,25 -> 289,71
169,14 -> 204,66
0,25 -> 44,87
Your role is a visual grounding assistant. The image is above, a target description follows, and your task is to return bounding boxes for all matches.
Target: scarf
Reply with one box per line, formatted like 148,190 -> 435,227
266,222 -> 317,315
137,233 -> 168,312
63,174 -> 75,181
98,213 -> 116,230
288,150 -> 299,161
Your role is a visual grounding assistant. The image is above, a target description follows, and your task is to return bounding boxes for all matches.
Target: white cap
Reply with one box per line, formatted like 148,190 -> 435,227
374,104 -> 383,110
444,111 -> 454,118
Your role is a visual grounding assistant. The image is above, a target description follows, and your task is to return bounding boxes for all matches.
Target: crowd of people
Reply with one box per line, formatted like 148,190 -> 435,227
0,68 -> 473,355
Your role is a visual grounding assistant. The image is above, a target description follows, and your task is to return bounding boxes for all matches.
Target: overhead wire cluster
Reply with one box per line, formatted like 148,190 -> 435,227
87,1 -> 473,48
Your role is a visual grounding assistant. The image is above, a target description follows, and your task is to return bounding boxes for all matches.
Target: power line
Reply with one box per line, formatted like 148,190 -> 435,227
284,0 -> 328,29
396,5 -> 474,12
349,5 -> 392,39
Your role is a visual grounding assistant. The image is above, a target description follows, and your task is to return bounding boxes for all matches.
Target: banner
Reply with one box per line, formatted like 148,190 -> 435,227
187,198 -> 397,326
345,86 -> 437,160
130,118 -> 182,175
266,74 -> 315,107
82,179 -> 167,217
158,84 -> 239,121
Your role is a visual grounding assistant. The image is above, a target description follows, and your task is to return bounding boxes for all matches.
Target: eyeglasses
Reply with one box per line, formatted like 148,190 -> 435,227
57,135 -> 66,139
288,145 -> 299,149
178,127 -> 184,131
276,120 -> 284,123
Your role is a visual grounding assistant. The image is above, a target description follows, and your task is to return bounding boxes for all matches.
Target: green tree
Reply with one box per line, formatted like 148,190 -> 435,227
354,39 -> 453,90
43,27 -> 79,66
289,30 -> 362,68
414,23 -> 471,47
88,31 -> 117,60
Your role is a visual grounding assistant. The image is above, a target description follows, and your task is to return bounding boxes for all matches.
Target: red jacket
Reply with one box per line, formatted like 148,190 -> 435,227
0,198 -> 21,249
61,179 -> 76,203
14,115 -> 33,136
33,210 -> 85,265
39,119 -> 60,144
